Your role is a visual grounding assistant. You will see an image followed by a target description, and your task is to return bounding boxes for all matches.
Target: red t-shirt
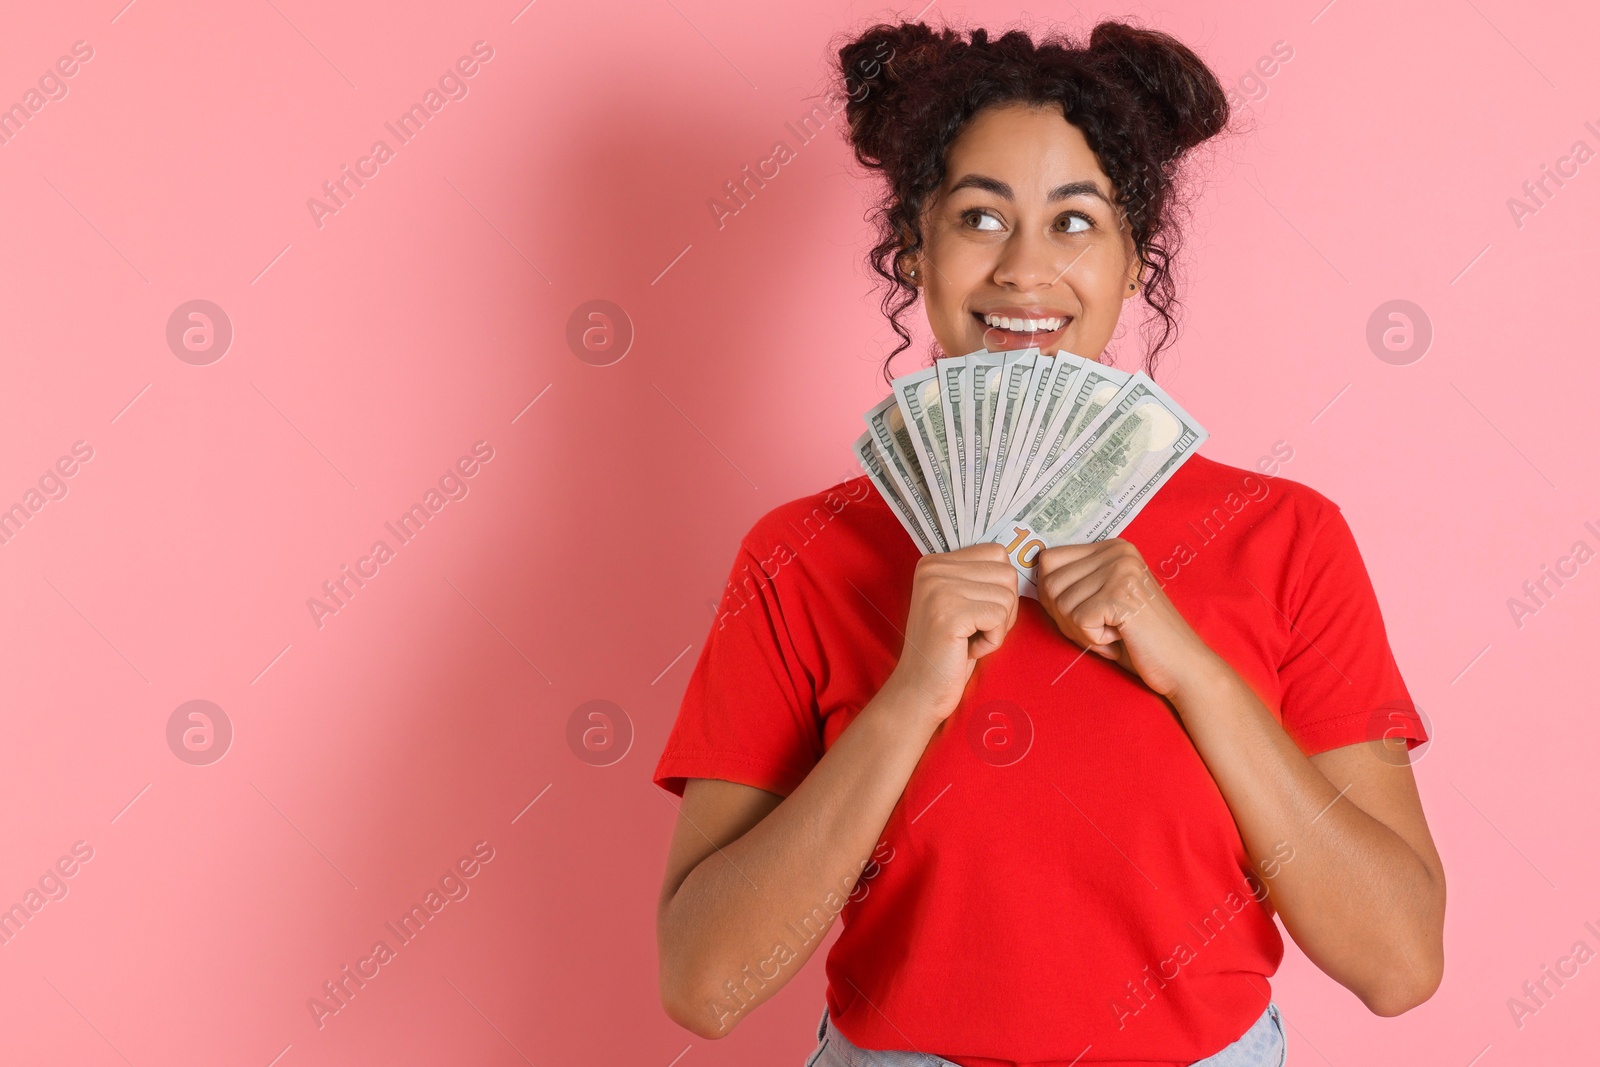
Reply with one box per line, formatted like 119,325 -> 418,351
652,453 -> 1427,1066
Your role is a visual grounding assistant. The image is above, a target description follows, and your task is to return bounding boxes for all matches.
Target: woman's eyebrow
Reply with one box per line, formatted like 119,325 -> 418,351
947,174 -> 1110,204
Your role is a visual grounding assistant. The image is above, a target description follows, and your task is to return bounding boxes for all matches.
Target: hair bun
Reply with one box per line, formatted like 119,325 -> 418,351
836,22 -> 961,167
1087,21 -> 1228,162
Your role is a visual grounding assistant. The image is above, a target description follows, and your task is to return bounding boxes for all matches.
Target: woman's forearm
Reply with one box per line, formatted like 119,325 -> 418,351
659,679 -> 941,1038
1167,658 -> 1445,1013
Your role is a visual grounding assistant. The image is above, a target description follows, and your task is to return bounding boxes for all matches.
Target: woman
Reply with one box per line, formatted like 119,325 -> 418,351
652,19 -> 1444,1067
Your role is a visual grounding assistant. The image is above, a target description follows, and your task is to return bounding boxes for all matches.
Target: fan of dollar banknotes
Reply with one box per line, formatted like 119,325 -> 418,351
852,347 -> 1208,597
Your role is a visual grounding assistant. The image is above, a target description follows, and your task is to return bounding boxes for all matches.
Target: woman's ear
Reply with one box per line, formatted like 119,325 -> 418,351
1119,222 -> 1141,299
898,251 -> 922,286
894,213 -> 924,285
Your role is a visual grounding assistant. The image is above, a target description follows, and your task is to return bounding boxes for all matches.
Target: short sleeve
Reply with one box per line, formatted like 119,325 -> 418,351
1275,506 -> 1428,756
651,542 -> 824,798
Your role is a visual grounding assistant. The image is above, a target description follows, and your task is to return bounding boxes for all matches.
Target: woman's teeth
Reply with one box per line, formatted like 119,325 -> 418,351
982,313 -> 1066,333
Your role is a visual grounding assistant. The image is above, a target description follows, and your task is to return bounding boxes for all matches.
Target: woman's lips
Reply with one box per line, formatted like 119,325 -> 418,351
974,311 -> 1070,349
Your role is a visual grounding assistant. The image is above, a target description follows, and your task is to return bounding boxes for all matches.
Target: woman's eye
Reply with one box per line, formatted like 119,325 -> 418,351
961,209 -> 1093,234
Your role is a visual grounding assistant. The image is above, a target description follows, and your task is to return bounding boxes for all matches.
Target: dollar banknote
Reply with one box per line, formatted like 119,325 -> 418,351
988,352 -> 1085,523
852,430 -> 937,555
892,368 -> 960,548
864,395 -> 949,552
979,373 -> 1208,595
1009,359 -> 1131,509
963,351 -> 1008,545
974,350 -> 1045,537
854,349 -> 1207,593
936,353 -> 974,544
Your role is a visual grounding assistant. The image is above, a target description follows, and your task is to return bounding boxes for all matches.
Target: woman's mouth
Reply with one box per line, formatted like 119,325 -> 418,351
973,310 -> 1071,349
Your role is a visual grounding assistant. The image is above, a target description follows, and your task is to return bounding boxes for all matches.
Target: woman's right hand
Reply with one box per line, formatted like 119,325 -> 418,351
883,542 -> 1021,722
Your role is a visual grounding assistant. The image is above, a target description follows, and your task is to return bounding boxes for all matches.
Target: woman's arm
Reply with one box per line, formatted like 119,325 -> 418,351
657,690 -> 937,1039
1166,662 -> 1445,1015
1033,539 -> 1445,1015
656,544 -> 1020,1038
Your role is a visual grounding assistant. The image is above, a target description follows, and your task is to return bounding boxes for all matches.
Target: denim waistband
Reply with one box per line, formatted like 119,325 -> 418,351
806,1001 -> 1285,1067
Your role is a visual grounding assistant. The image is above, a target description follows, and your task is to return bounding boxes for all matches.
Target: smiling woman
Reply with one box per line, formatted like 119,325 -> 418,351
653,17 -> 1443,1067
843,22 -> 1225,383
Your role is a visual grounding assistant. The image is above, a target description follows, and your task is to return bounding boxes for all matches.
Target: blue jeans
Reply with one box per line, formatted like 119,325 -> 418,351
805,1002 -> 1286,1067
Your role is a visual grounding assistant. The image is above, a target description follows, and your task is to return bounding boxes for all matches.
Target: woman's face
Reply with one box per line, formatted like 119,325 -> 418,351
908,101 -> 1140,362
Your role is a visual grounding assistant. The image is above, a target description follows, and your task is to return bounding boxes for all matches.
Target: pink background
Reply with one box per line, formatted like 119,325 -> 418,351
1,0 -> 1596,1063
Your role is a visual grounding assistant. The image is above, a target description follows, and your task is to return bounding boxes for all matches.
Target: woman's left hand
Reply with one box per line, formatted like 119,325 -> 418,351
1034,539 -> 1221,699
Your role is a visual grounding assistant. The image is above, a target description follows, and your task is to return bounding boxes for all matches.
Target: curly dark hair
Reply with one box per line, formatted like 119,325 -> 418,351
831,19 -> 1230,384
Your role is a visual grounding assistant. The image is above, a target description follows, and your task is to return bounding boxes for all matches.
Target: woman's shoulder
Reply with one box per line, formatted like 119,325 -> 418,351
1165,451 -> 1343,531
754,474 -> 883,522
732,474 -> 911,581
1144,453 -> 1371,616
738,474 -> 889,548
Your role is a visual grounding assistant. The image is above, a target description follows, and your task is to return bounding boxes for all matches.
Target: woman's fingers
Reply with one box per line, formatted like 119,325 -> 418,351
891,545 -> 1023,720
1037,541 -> 1156,653
1035,541 -> 1118,600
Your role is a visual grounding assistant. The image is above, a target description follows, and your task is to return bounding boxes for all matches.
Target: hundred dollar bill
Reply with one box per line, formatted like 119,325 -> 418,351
853,431 -> 937,554
964,351 -> 1022,544
1009,359 -> 1132,508
974,349 -> 1044,536
990,352 -> 1080,523
892,368 -> 960,548
981,373 -> 1208,596
864,395 -> 949,552
936,353 -> 974,544
1002,352 -> 1064,469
